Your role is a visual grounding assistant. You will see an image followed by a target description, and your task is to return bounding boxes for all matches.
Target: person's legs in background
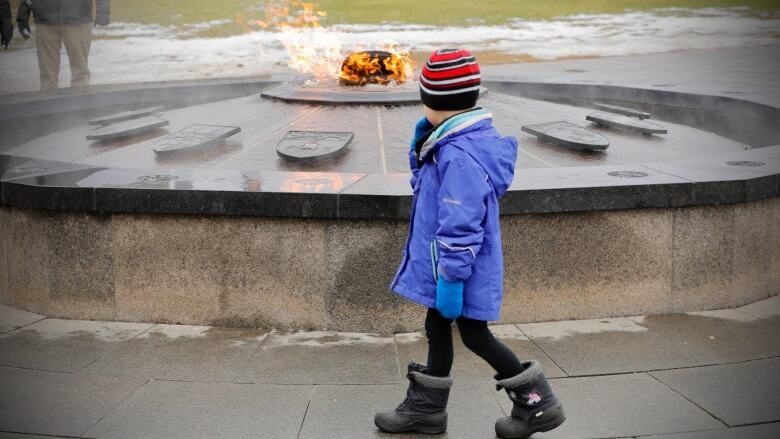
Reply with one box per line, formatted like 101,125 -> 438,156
62,22 -> 92,89
34,23 -> 62,91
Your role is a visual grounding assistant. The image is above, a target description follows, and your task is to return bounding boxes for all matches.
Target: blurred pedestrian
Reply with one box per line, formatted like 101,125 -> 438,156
0,0 -> 12,49
16,0 -> 111,91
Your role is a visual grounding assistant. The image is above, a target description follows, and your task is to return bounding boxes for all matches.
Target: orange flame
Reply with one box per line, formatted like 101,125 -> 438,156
339,49 -> 413,86
239,1 -> 414,84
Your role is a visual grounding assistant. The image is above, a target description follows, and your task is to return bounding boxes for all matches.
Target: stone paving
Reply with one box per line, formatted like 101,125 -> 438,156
0,296 -> 778,439
481,45 -> 780,108
2,43 -> 779,105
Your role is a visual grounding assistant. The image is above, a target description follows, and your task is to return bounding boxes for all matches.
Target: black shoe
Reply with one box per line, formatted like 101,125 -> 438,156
495,360 -> 566,439
374,362 -> 453,434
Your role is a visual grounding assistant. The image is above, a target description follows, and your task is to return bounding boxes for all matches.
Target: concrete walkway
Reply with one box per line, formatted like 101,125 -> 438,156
481,45 -> 780,108
0,297 -> 778,439
2,43 -> 779,106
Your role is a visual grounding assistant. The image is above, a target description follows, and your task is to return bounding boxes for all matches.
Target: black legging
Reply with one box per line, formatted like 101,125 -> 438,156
424,307 -> 525,379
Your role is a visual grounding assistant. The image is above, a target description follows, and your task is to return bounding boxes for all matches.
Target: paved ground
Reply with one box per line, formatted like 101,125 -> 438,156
2,43 -> 779,106
481,45 -> 780,108
0,296 -> 778,439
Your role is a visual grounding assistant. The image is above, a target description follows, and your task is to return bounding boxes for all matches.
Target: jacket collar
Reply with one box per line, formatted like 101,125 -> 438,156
418,108 -> 493,163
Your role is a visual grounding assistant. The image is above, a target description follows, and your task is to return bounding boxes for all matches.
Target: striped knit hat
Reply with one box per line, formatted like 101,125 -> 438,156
419,48 -> 481,111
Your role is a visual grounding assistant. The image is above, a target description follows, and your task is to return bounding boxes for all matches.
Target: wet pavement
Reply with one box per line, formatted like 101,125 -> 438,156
0,296 -> 778,438
481,45 -> 780,108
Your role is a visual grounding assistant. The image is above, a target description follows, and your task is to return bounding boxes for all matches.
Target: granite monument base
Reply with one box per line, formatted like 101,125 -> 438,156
2,196 -> 777,333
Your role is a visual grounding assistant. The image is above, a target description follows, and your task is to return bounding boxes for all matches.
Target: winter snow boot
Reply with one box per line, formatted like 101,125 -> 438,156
495,360 -> 565,439
374,362 -> 453,434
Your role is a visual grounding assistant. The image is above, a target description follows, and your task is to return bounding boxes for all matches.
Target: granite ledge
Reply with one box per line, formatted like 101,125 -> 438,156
0,147 -> 778,218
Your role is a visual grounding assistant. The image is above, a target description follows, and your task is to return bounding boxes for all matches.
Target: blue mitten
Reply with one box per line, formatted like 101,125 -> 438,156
411,116 -> 434,150
436,278 -> 464,320
409,117 -> 434,187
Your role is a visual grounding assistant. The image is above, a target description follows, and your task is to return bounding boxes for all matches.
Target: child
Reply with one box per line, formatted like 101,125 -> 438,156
374,49 -> 565,438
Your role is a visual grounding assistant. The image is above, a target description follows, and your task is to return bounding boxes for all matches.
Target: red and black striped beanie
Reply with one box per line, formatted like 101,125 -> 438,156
419,48 -> 481,111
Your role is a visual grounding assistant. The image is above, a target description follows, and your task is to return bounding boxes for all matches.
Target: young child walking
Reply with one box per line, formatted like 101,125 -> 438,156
374,49 -> 565,438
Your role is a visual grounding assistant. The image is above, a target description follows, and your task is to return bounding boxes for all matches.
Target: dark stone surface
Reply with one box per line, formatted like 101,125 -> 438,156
262,83 -> 486,106
3,171 -> 98,212
644,162 -> 778,204
298,384 -> 408,439
587,111 -> 668,134
153,124 -> 241,154
644,146 -> 780,204
640,423 -> 780,439
10,89 -> 743,174
0,305 -> 45,335
86,116 -> 169,141
337,174 -> 412,219
0,432 -> 73,438
1,167 -> 367,218
90,169 -> 272,215
594,102 -> 651,119
0,366 -> 147,437
483,80 -> 780,148
635,310 -> 780,367
519,310 -> 780,376
0,125 -> 777,218
88,105 -> 164,126
501,165 -> 695,214
651,357 -> 780,427
521,121 -> 610,151
262,82 -> 421,105
1,155 -> 777,217
233,331 -> 400,385
82,324 -> 267,382
276,130 -> 353,161
85,380 -> 313,439
0,79 -> 278,124
0,319 -> 151,372
94,168 -> 365,217
0,155 -> 97,182
0,155 -> 101,209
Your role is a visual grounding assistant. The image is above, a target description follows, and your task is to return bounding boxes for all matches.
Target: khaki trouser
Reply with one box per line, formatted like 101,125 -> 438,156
35,23 -> 92,91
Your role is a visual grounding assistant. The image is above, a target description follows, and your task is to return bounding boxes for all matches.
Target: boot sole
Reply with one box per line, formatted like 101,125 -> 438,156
533,412 -> 566,433
496,411 -> 566,439
374,414 -> 447,435
374,421 -> 447,435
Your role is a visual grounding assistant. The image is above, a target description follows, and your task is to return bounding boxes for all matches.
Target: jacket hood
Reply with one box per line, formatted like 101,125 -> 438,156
421,110 -> 518,198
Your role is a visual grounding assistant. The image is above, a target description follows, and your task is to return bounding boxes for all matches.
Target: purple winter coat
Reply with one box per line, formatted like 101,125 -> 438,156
390,110 -> 518,321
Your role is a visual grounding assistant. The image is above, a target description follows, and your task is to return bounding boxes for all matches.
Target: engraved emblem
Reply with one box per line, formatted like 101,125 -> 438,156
607,171 -> 649,178
276,131 -> 354,161
522,121 -> 609,151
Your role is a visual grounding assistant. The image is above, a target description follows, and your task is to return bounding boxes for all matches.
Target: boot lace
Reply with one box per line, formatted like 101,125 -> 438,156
396,395 -> 414,412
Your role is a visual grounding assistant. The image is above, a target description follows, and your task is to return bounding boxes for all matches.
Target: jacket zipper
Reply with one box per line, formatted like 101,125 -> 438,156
430,239 -> 439,282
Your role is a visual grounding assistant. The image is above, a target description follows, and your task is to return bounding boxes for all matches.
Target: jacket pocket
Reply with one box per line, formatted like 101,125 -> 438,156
430,240 -> 439,282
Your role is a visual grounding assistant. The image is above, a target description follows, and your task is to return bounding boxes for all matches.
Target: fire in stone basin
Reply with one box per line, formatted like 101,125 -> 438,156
237,1 -> 414,85
339,50 -> 412,86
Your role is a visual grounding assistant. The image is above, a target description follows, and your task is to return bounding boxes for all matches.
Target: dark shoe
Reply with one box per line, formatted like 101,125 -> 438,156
495,360 -> 566,439
374,362 -> 452,434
